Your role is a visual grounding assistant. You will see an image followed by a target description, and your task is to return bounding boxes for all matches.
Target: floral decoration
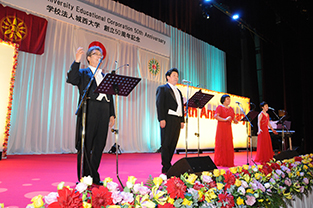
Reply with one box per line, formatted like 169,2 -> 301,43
13,153 -> 313,208
0,39 -> 19,159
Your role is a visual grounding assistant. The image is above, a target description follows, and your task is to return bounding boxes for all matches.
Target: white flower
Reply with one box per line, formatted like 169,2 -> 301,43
159,174 -> 167,181
81,175 -> 93,186
76,182 -> 88,193
264,182 -> 271,189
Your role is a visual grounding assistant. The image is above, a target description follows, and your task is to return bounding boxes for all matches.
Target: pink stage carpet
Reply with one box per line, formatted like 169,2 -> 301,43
0,151 -> 256,207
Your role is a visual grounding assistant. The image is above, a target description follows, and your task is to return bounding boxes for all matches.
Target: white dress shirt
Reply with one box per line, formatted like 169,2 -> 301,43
167,82 -> 183,117
89,65 -> 109,102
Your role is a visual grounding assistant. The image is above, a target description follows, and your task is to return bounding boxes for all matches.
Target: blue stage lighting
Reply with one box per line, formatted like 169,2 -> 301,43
232,14 -> 240,20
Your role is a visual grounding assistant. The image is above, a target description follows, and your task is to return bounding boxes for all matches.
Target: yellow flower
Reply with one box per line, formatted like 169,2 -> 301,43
57,182 -> 65,190
31,195 -> 44,208
182,198 -> 192,206
198,190 -> 204,200
235,179 -> 241,187
0,204 -> 3,208
243,174 -> 250,182
168,197 -> 175,204
104,177 -> 113,183
127,176 -> 137,184
220,169 -> 226,175
83,202 -> 92,208
258,199 -> 264,203
303,165 -> 308,170
242,164 -> 250,170
151,186 -> 168,205
236,197 -> 244,205
284,192 -> 292,200
216,182 -> 224,190
186,174 -> 198,184
229,167 -> 238,174
135,195 -> 155,208
246,189 -> 254,194
153,177 -> 163,186
205,188 -> 217,202
237,166 -> 243,172
213,169 -> 220,177
202,171 -> 212,177
255,173 -> 261,180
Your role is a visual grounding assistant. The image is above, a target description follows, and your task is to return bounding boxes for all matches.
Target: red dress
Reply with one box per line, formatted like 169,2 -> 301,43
214,105 -> 235,167
255,112 -> 274,163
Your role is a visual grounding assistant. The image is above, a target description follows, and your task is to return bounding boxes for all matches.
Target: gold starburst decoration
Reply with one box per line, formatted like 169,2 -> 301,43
0,16 -> 27,42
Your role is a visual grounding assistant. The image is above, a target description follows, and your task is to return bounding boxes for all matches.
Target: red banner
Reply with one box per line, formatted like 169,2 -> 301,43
0,4 -> 47,55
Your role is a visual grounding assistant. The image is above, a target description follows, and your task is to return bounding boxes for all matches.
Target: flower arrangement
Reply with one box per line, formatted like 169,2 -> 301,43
0,39 -> 19,159
21,153 -> 313,208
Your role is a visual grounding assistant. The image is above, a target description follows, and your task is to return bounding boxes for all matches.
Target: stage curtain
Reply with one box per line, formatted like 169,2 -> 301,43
7,0 -> 226,154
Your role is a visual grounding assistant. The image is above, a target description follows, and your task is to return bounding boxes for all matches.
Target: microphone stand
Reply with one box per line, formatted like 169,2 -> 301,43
183,80 -> 191,158
270,109 -> 290,151
237,102 -> 256,165
75,56 -> 104,180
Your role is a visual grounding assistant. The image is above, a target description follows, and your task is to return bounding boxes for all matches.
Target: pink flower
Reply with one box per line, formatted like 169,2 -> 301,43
111,191 -> 123,204
107,181 -> 119,192
284,178 -> 292,186
202,175 -> 213,183
240,180 -> 248,188
237,186 -> 245,195
75,182 -> 88,193
303,178 -> 309,184
120,192 -> 134,204
44,192 -> 58,205
245,195 -> 256,206
133,184 -> 150,195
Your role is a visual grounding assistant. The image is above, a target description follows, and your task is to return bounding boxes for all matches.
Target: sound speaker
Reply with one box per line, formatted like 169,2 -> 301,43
274,150 -> 299,161
167,156 -> 217,178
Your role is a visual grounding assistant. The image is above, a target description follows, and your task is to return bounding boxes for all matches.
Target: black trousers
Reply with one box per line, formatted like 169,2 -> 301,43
77,99 -> 110,183
160,115 -> 181,173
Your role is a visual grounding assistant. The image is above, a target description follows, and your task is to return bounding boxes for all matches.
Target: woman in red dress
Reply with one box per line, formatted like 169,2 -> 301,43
214,94 -> 238,167
255,101 -> 278,163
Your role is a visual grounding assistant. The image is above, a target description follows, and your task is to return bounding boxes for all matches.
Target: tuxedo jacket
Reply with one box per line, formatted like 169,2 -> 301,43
156,83 -> 185,123
67,61 -> 115,149
66,61 -> 115,117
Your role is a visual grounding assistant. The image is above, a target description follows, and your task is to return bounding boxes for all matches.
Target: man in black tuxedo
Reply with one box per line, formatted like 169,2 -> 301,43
156,68 -> 185,174
67,46 -> 115,185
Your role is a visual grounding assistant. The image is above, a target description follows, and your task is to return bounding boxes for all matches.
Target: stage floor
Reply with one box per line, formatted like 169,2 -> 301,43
0,151 -> 257,207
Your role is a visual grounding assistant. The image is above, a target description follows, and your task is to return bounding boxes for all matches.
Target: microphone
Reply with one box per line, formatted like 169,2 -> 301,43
268,107 -> 275,111
111,64 -> 129,74
182,79 -> 191,84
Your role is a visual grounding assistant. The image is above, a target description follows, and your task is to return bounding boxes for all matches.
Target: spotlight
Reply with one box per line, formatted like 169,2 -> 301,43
202,11 -> 210,19
232,14 -> 240,20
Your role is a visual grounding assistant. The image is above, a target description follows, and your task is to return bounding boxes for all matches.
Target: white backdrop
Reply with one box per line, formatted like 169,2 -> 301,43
4,0 -> 227,154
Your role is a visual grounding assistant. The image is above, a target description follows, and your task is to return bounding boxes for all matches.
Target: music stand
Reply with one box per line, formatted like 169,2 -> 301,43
95,72 -> 141,188
185,90 -> 214,156
276,115 -> 290,150
240,109 -> 258,165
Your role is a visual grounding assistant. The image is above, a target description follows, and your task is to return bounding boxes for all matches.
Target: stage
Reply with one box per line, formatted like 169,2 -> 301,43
0,151 -> 256,207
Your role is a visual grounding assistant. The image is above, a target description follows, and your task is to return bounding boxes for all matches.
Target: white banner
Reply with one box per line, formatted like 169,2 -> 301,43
1,0 -> 170,56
